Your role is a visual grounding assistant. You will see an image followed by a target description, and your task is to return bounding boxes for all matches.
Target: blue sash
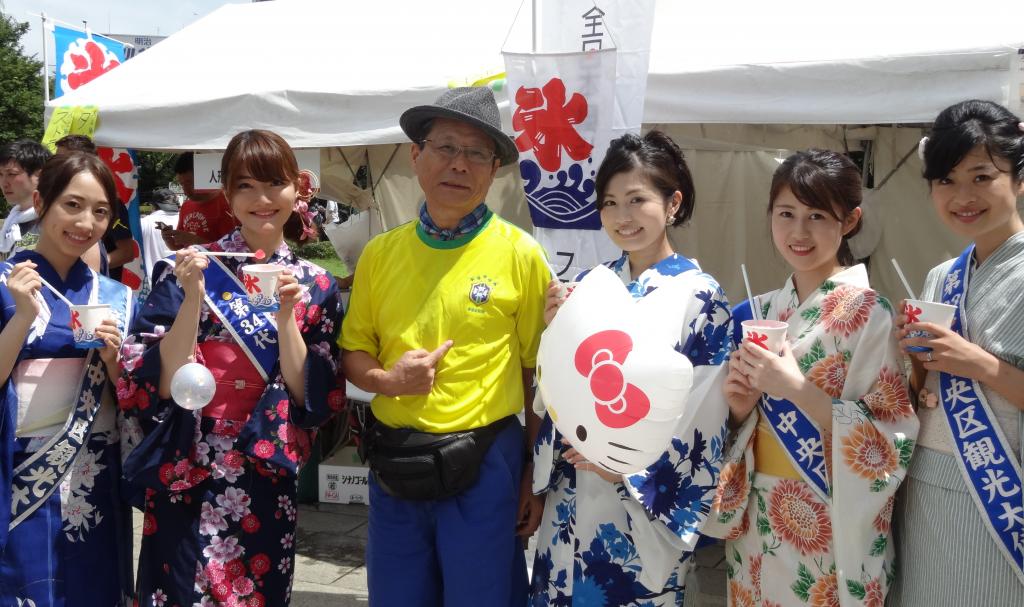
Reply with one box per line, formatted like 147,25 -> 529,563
938,245 -> 1024,583
8,272 -> 131,530
760,396 -> 830,502
157,251 -> 280,381
733,299 -> 831,501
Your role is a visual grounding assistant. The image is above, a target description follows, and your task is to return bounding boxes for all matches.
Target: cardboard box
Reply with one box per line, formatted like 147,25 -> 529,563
318,446 -> 370,505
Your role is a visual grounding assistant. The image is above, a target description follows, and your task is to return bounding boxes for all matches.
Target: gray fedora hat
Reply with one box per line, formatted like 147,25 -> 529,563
400,87 -> 519,167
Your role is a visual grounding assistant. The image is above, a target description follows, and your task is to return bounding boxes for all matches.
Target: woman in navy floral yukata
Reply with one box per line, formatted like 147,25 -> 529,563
530,131 -> 731,606
118,130 -> 344,607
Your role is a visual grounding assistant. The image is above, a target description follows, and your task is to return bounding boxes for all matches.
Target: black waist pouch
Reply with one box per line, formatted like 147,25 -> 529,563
365,416 -> 515,501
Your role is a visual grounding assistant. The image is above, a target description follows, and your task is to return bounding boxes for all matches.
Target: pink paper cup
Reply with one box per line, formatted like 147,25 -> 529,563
902,299 -> 956,353
741,320 -> 789,355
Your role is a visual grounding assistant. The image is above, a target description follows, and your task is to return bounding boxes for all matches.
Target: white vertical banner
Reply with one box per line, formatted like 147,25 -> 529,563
503,0 -> 656,280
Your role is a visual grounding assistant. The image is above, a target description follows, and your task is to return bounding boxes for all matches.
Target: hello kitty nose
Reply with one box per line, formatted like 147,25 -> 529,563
575,425 -> 587,442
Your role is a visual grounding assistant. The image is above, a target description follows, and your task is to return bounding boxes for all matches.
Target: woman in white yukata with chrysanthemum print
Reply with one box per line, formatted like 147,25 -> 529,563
529,131 -> 732,607
704,149 -> 919,607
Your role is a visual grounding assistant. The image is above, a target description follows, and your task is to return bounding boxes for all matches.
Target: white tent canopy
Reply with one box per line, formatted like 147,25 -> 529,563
46,0 -> 1024,303
50,0 -> 1024,148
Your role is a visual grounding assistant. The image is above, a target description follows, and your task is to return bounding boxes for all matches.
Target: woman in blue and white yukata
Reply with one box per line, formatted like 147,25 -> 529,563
529,131 -> 732,606
0,152 -> 133,605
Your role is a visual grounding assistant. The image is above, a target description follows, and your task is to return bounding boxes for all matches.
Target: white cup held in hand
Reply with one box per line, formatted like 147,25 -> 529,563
741,319 -> 789,355
902,299 -> 956,352
70,304 -> 113,349
241,264 -> 285,312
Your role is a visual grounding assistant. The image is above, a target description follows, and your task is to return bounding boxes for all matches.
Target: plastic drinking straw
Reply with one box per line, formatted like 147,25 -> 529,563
37,276 -> 75,308
890,258 -> 917,300
740,263 -> 761,321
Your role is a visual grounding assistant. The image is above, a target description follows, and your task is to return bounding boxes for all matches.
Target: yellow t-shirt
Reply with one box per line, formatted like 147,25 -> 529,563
340,212 -> 549,432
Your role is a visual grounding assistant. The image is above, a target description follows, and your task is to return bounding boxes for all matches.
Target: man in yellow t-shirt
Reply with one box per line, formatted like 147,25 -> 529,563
340,87 -> 549,607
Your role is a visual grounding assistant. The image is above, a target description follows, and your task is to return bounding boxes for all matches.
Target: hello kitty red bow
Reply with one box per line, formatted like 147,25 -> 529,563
574,330 -> 651,428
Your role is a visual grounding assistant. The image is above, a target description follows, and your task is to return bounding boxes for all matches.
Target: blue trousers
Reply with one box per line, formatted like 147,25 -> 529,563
367,419 -> 528,606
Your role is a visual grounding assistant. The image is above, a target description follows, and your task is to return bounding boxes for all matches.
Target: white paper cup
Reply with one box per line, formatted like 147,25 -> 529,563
70,304 -> 112,349
902,299 -> 956,352
241,264 -> 285,312
741,320 -> 789,355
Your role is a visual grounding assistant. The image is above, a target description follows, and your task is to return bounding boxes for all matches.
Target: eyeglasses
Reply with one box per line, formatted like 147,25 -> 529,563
421,139 -> 497,165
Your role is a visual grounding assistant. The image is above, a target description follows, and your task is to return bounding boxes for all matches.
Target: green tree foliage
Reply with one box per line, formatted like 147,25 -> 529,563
137,151 -> 179,200
0,15 -> 44,144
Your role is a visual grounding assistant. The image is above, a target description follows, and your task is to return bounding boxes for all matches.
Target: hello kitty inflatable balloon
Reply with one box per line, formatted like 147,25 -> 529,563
536,265 -> 695,475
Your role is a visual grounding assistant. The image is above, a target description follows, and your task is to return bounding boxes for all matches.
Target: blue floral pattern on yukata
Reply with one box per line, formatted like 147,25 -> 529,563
530,253 -> 731,606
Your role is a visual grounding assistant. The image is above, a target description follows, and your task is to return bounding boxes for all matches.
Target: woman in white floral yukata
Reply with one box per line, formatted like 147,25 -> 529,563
705,149 -> 919,607
118,130 -> 344,607
530,131 -> 732,607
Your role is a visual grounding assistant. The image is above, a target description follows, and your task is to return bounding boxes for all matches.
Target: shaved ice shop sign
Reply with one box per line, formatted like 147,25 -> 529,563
193,149 -> 321,190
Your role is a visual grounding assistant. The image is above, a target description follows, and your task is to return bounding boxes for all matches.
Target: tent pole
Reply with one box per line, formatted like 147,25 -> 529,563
40,12 -> 49,102
371,144 -> 400,199
531,0 -> 537,52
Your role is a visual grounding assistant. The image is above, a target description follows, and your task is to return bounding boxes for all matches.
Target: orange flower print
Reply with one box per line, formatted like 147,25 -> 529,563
778,307 -> 794,323
863,367 -> 914,423
809,571 -> 839,607
842,422 -> 898,482
714,461 -> 749,513
808,352 -> 848,398
874,495 -> 894,534
820,285 -> 876,338
749,553 -> 763,600
763,602 -> 782,607
767,479 -> 832,555
729,579 -> 755,607
864,579 -> 885,607
725,509 -> 750,541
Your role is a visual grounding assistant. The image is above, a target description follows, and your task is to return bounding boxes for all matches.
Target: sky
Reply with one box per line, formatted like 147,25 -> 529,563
3,0 -> 241,66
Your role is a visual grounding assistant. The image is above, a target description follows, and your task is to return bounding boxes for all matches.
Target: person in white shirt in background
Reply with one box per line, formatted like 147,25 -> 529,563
139,188 -> 180,289
325,197 -> 340,224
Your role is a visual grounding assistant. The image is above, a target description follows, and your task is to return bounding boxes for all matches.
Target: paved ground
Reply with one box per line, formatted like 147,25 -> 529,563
133,502 -> 727,606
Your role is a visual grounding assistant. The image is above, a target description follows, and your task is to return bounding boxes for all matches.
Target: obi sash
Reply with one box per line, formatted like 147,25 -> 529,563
734,299 -> 831,501
938,244 -> 1024,584
9,350 -> 108,530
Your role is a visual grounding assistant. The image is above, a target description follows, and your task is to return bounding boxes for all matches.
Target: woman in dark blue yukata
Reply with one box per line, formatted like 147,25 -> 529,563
118,130 -> 345,607
530,131 -> 732,606
0,152 -> 133,605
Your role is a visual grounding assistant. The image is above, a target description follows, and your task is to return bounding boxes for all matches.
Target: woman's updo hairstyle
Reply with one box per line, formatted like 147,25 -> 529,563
769,149 -> 863,267
594,130 -> 696,226
921,100 -> 1024,183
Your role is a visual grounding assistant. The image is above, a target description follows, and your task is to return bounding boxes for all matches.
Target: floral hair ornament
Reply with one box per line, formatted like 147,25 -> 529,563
294,169 -> 320,241
1019,122 -> 1024,133
917,136 -> 929,163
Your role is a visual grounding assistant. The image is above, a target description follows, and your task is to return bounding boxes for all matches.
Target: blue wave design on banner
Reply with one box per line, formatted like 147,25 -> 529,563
520,158 -> 601,230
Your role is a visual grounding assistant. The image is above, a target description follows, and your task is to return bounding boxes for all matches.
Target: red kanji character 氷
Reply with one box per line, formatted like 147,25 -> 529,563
243,275 -> 261,295
512,78 -> 593,172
